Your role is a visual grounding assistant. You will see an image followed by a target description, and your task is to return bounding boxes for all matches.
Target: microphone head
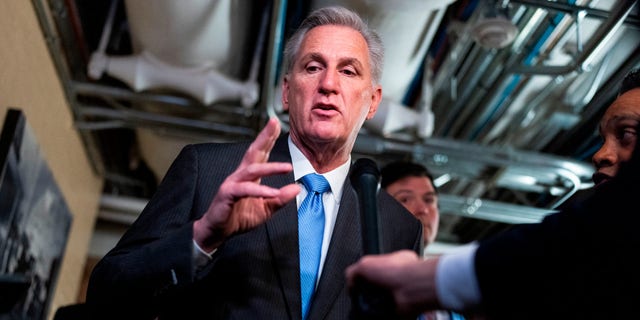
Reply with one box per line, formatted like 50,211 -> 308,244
350,158 -> 380,185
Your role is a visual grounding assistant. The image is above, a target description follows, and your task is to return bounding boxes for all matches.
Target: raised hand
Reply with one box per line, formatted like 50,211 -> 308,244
193,118 -> 301,252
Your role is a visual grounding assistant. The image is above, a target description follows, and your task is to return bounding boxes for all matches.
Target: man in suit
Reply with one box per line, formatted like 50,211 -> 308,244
86,6 -> 421,320
346,68 -> 640,319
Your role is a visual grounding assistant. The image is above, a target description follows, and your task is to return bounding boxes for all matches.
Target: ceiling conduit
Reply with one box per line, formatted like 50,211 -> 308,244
461,0 -> 635,143
509,0 -> 636,75
464,0 -> 578,141
433,1 -> 532,138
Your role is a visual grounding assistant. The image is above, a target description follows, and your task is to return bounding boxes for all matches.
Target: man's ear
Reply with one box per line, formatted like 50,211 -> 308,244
366,85 -> 382,120
282,76 -> 290,112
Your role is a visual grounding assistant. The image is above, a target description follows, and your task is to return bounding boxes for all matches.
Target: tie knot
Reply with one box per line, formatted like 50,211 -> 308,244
301,173 -> 330,194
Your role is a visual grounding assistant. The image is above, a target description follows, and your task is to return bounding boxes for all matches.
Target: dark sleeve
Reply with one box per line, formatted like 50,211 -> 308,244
474,164 -> 640,319
85,143 -> 239,319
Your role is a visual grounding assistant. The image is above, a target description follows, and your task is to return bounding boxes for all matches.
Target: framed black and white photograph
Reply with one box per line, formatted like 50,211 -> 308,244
0,108 -> 73,320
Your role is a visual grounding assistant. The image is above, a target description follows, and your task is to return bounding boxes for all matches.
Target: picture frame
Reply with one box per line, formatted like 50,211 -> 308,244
0,108 -> 73,319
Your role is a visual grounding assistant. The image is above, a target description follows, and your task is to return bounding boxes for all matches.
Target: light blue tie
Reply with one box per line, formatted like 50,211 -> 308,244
298,173 -> 330,319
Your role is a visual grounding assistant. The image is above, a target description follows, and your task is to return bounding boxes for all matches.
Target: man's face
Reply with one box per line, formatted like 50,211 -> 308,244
282,25 -> 381,150
592,88 -> 640,185
386,176 -> 440,246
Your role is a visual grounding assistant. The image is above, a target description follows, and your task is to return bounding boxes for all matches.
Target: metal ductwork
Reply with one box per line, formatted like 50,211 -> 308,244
33,0 -> 640,250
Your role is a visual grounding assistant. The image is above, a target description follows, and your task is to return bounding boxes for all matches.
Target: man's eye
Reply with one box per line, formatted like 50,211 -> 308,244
616,123 -> 637,138
341,68 -> 356,76
423,197 -> 436,204
621,128 -> 637,144
624,129 -> 636,138
306,65 -> 321,72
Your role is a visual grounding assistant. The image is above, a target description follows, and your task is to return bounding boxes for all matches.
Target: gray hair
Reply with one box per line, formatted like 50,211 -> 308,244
282,6 -> 384,84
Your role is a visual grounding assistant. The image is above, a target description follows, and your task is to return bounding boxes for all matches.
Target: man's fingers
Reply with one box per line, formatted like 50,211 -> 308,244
345,261 -> 361,288
346,251 -> 420,287
346,255 -> 377,288
226,181 -> 299,200
267,184 -> 301,207
229,162 -> 293,183
241,117 -> 281,166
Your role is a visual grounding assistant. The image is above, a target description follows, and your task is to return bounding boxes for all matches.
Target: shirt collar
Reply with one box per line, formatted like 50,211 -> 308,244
288,136 -> 350,203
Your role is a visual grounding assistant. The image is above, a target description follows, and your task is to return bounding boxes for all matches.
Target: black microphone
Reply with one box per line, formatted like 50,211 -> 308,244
350,157 -> 382,255
349,158 -> 395,320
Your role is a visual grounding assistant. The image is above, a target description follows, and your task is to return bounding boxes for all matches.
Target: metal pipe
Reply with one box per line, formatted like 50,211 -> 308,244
262,0 -> 288,125
76,105 -> 256,137
510,0 -> 636,75
71,81 -> 255,117
511,0 -> 640,26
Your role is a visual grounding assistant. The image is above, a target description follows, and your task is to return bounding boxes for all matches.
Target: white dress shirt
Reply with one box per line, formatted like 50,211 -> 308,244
435,242 -> 482,311
192,136 -> 351,280
288,136 -> 351,282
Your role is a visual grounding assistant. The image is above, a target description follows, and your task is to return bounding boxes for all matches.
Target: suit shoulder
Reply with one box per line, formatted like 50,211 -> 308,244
378,190 -> 418,221
181,141 -> 252,158
187,140 -> 252,151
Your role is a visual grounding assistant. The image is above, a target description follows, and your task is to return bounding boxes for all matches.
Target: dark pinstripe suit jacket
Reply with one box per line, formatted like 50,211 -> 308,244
87,134 -> 422,320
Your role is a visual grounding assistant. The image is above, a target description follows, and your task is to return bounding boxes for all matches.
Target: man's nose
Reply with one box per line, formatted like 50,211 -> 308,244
415,202 -> 431,215
592,141 -> 617,168
318,70 -> 339,95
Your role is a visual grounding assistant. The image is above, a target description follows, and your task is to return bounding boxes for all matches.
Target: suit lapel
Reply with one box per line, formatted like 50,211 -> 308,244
264,136 -> 362,319
263,135 -> 302,320
308,179 -> 362,320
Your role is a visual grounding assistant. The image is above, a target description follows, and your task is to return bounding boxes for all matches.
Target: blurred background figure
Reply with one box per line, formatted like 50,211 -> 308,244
381,161 -> 469,320
381,161 -> 440,251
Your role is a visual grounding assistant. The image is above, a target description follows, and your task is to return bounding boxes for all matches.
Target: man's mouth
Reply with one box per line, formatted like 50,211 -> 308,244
314,103 -> 337,111
592,172 -> 612,185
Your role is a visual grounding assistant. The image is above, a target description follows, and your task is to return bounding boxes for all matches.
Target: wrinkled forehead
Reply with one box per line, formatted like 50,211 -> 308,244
601,88 -> 640,125
299,25 -> 370,64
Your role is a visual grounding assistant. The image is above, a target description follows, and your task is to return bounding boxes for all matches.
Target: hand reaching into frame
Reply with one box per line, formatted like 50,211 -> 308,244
345,250 -> 441,318
193,117 -> 301,252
